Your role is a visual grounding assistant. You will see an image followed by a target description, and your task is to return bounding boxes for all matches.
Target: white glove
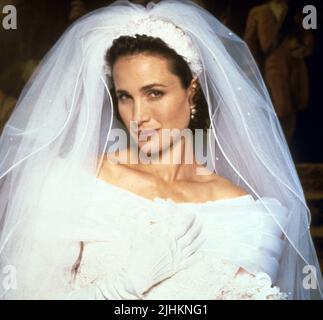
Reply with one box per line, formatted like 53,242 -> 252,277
67,214 -> 206,300
124,213 -> 206,298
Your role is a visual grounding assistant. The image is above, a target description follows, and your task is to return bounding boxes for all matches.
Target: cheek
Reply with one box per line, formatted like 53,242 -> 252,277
118,105 -> 132,127
153,94 -> 190,128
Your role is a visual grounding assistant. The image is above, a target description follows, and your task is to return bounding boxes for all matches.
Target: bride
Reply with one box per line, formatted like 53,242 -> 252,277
0,0 -> 322,300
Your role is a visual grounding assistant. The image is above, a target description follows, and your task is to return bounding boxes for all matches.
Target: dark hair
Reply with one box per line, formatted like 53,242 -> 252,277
105,34 -> 209,131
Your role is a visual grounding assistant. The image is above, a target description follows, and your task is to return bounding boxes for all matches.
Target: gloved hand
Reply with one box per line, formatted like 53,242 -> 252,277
67,213 -> 206,300
124,213 -> 206,298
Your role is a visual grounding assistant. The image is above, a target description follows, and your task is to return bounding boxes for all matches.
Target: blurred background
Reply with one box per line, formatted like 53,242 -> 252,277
0,0 -> 322,273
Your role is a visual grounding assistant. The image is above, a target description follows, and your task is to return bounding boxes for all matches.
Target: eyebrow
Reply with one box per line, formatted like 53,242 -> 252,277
116,83 -> 168,94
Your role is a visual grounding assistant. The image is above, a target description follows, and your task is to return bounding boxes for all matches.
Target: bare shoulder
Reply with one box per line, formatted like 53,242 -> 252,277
96,150 -> 127,182
193,163 -> 249,201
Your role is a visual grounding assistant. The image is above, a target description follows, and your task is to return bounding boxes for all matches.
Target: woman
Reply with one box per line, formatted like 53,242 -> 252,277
0,0 -> 322,300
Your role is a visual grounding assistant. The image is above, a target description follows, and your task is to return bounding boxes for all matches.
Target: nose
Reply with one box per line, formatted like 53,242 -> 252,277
132,98 -> 150,126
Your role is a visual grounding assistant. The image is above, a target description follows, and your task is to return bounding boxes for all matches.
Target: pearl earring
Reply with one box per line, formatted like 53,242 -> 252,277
190,104 -> 197,119
190,80 -> 198,119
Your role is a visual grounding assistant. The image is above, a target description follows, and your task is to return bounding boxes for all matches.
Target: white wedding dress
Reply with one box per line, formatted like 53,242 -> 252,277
66,173 -> 290,300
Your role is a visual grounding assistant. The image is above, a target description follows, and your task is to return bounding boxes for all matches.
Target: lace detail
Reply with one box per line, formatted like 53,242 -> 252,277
215,271 -> 288,300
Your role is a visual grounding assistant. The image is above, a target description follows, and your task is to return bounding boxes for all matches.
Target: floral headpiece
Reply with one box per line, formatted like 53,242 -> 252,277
104,16 -> 203,77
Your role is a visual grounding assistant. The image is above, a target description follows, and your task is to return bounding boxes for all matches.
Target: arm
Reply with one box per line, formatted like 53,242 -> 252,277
199,195 -> 289,300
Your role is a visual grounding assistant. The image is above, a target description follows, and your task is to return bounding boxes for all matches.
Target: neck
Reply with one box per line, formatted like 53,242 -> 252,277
137,135 -> 196,184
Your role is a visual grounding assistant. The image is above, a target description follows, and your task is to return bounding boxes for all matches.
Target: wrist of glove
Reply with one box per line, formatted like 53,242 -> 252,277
94,267 -> 142,300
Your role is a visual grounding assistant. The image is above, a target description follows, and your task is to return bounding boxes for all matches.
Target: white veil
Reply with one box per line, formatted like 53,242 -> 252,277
0,0 -> 322,299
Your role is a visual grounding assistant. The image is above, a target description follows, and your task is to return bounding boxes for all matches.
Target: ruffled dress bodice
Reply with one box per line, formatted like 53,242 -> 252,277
71,177 -> 290,300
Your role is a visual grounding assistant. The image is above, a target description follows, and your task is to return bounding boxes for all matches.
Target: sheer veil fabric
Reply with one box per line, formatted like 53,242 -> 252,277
0,0 -> 322,299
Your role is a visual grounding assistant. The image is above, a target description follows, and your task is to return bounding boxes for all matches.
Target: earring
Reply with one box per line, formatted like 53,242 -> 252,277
190,104 -> 197,119
190,80 -> 198,119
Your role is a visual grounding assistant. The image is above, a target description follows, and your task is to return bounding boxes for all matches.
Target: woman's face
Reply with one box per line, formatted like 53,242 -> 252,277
112,53 -> 195,155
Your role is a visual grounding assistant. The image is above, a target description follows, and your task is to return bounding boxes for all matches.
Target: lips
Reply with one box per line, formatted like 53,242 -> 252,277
138,128 -> 159,138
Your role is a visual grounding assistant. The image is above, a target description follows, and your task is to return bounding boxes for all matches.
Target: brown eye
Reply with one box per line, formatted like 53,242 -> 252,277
148,90 -> 163,98
117,94 -> 130,101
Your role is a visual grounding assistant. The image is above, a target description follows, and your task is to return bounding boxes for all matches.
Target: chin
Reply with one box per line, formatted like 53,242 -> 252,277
132,129 -> 182,161
139,140 -> 178,163
138,139 -> 163,157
